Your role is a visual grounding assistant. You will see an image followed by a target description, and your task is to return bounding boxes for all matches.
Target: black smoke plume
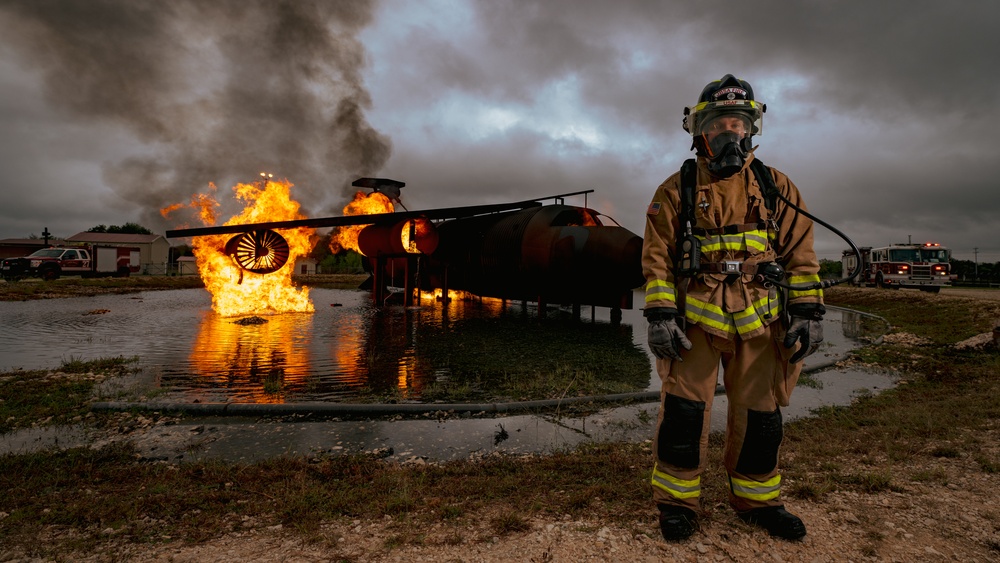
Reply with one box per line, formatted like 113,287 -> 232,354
0,0 -> 391,230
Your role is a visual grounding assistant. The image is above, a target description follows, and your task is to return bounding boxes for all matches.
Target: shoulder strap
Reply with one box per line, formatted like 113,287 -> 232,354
679,158 -> 697,228
749,157 -> 779,216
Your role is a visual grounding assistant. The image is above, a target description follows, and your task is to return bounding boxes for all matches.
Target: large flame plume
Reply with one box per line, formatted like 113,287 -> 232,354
328,191 -> 394,253
163,177 -> 315,317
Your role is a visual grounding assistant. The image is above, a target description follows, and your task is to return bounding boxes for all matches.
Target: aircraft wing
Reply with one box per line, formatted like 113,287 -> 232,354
165,190 -> 593,238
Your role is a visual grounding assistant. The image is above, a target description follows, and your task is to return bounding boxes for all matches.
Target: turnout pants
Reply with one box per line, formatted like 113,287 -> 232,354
650,322 -> 801,513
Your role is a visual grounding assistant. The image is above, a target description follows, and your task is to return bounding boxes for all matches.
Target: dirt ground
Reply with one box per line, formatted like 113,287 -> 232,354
6,286 -> 1000,562
103,465 -> 1000,563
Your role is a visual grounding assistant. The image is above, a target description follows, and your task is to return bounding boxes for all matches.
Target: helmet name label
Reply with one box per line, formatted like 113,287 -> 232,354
712,87 -> 747,100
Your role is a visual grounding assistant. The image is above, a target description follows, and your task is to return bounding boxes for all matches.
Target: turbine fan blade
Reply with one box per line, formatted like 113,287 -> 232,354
225,230 -> 290,274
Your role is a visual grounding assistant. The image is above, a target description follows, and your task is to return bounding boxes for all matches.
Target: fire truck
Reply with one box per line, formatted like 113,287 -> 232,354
842,242 -> 956,292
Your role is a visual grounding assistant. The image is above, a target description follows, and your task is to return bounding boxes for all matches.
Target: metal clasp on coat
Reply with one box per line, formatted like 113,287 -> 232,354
723,260 -> 743,274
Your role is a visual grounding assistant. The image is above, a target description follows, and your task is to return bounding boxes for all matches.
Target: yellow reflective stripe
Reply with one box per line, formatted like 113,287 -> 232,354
684,295 -> 737,335
743,232 -> 768,252
787,274 -> 824,299
645,279 -> 676,304
697,230 -> 768,254
684,293 -> 780,336
730,474 -> 781,501
651,466 -> 701,500
692,100 -> 760,112
732,294 -> 781,336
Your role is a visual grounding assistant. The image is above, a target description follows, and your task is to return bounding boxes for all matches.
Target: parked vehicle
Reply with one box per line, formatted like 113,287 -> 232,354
842,242 -> 956,292
1,245 -> 140,281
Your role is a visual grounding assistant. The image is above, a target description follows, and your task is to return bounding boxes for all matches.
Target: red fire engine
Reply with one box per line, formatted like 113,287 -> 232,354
842,242 -> 956,292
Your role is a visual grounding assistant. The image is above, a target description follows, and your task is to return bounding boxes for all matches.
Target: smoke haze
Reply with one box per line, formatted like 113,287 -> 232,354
0,0 -> 390,231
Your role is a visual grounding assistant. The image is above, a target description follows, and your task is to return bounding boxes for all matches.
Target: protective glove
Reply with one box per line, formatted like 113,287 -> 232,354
783,304 -> 825,363
645,307 -> 693,361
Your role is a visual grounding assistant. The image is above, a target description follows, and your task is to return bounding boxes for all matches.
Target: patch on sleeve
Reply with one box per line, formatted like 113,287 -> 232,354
647,202 -> 662,216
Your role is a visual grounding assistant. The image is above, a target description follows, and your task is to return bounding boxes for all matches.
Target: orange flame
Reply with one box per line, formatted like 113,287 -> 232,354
164,178 -> 315,317
328,191 -> 394,254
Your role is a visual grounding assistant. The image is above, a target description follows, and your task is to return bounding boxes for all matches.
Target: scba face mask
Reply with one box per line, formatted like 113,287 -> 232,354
706,131 -> 753,178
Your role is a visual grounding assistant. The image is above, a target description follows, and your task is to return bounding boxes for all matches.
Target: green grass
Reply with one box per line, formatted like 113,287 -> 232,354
0,356 -> 139,433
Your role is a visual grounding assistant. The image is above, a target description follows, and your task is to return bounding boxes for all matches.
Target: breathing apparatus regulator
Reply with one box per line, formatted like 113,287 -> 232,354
679,74 -> 862,292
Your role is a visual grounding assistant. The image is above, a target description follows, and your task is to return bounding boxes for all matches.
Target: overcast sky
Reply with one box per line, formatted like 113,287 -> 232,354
1,0 -> 997,262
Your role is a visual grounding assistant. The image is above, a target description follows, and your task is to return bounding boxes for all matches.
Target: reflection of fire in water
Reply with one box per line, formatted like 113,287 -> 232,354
189,312 -> 314,404
328,191 -> 394,253
162,177 -> 314,317
420,289 -> 506,318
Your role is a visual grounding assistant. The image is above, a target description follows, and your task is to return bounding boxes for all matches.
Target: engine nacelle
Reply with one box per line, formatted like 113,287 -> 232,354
358,218 -> 439,257
224,229 -> 290,274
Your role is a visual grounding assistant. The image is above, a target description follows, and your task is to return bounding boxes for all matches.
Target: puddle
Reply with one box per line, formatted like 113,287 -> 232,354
0,287 -> 893,462
0,288 -> 648,403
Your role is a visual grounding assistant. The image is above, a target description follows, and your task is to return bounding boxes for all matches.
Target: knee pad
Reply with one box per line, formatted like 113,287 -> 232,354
735,407 -> 783,475
657,393 -> 706,469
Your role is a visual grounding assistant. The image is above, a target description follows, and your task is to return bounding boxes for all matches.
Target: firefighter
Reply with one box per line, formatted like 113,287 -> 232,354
642,74 -> 825,541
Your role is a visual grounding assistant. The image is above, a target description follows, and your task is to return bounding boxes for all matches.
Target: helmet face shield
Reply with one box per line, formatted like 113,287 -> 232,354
685,102 -> 763,139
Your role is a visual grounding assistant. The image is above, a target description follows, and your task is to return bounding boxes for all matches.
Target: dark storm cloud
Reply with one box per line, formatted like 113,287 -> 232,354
368,0 -> 1000,260
0,0 -> 390,234
2,0 -> 997,261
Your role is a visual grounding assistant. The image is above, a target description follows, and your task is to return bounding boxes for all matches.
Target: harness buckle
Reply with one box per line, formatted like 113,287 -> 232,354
723,260 -> 743,274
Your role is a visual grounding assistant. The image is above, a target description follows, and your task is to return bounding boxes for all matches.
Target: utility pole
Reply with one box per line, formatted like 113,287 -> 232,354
974,247 -> 979,280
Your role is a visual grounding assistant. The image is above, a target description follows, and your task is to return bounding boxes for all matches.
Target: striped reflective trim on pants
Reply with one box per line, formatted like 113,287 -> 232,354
645,279 -> 676,306
651,466 -> 701,500
730,474 -> 781,502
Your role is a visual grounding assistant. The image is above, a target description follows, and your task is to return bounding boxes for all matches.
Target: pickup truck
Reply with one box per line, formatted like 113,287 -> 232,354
1,245 -> 140,281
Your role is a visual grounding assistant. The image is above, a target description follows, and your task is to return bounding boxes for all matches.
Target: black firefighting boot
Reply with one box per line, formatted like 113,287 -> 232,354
737,505 -> 806,540
658,505 -> 698,541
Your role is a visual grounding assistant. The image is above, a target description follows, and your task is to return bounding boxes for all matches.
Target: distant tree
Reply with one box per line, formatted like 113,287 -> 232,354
320,251 -> 365,274
950,259 -> 975,280
818,259 -> 842,279
108,222 -> 153,235
87,222 -> 153,235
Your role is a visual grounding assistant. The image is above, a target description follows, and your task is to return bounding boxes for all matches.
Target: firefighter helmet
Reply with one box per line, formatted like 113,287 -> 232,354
683,74 -> 766,176
683,74 -> 765,139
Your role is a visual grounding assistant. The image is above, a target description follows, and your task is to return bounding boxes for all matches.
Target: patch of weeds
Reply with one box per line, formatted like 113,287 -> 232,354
786,476 -> 834,501
384,492 -> 416,515
491,510 -> 531,535
930,445 -> 961,458
442,531 -> 464,545
818,461 -> 842,472
440,505 -> 464,519
262,369 -> 284,396
635,409 -> 653,425
382,534 -> 406,549
975,454 -> 1000,474
0,356 -> 139,432
565,489 -> 596,512
797,371 -> 823,389
837,470 -> 896,493
860,543 -> 880,558
910,467 -> 949,483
